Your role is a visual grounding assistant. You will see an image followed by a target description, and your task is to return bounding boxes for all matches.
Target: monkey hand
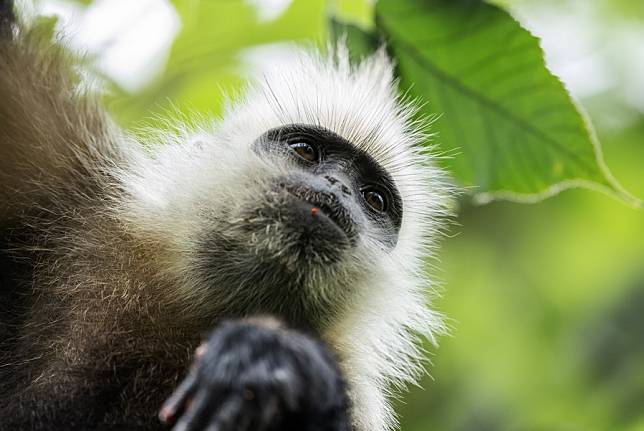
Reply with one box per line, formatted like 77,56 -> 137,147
159,319 -> 352,431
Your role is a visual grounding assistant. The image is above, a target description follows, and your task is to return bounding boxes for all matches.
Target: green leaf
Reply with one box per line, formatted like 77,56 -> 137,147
375,0 -> 641,206
328,16 -> 379,62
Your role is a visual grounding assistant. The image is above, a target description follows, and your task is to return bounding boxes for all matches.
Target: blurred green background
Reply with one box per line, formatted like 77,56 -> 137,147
27,0 -> 644,429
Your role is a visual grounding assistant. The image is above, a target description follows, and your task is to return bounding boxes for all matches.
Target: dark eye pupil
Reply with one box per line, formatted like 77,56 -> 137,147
289,142 -> 317,162
364,190 -> 386,212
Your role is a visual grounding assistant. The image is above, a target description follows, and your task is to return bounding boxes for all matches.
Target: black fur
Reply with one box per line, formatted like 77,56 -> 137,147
160,321 -> 352,431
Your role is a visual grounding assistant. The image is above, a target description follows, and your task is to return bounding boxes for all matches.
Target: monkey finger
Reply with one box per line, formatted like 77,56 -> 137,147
159,371 -> 200,425
203,395 -> 253,431
255,393 -> 281,431
230,388 -> 282,431
171,389 -> 213,431
194,343 -> 208,360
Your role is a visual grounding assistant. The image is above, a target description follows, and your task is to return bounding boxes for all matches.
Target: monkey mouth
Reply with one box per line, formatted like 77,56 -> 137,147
280,184 -> 357,243
228,182 -> 358,267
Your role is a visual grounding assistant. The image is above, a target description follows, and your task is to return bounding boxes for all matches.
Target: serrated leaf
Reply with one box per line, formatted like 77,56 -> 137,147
375,0 -> 640,206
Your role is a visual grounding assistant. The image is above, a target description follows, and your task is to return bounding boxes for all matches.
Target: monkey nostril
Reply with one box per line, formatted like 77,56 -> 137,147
324,175 -> 338,185
324,175 -> 352,196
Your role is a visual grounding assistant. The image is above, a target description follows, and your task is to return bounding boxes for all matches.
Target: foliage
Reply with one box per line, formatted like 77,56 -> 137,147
334,0 -> 641,206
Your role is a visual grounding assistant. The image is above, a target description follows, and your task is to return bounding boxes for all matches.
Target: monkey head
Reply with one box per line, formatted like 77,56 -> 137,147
119,47 -> 448,330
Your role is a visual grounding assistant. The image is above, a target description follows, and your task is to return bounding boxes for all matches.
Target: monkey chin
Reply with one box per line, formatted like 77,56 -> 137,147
226,184 -> 357,269
192,189 -> 360,328
223,204 -> 348,282
276,198 -> 354,266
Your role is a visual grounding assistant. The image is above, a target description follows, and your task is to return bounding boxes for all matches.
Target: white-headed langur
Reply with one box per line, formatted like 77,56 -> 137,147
0,2 -> 450,430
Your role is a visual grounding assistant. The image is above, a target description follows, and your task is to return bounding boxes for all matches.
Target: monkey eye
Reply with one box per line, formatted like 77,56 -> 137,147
362,187 -> 387,213
288,141 -> 318,163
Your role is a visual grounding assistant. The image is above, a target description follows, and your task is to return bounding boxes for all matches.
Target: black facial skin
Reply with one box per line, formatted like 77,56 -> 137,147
256,124 -> 403,249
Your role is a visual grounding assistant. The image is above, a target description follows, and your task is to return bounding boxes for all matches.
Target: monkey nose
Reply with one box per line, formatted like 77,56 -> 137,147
323,175 -> 352,196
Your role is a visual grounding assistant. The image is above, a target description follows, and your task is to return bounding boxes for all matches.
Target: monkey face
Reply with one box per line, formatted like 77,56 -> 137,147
120,48 -> 448,330
252,123 -> 403,254
185,124 -> 404,328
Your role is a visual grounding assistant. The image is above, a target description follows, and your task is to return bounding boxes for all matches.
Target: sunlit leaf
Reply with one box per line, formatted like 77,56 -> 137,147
375,0 -> 641,206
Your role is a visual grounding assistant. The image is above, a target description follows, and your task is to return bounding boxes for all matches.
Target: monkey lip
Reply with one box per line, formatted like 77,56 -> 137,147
280,185 -> 357,242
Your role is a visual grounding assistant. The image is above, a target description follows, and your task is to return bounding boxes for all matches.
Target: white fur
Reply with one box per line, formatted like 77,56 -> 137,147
119,46 -> 450,431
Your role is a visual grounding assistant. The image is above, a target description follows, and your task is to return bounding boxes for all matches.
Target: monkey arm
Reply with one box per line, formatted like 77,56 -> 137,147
160,319 -> 353,431
0,4 -> 134,223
